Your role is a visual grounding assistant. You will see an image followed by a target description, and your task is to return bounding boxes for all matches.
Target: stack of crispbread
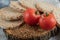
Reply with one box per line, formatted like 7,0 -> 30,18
3,1 -> 59,40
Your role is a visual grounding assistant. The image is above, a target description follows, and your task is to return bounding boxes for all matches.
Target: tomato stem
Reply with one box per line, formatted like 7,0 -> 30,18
46,12 -> 49,16
35,11 -> 40,15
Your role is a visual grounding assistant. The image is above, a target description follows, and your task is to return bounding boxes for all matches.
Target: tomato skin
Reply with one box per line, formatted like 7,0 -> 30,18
39,13 -> 56,30
24,8 -> 40,25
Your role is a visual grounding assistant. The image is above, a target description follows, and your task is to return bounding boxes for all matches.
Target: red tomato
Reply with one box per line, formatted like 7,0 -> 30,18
39,13 -> 56,30
23,8 -> 40,25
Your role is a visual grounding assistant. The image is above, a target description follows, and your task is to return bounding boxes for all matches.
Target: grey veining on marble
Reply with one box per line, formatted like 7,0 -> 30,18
0,28 -> 7,40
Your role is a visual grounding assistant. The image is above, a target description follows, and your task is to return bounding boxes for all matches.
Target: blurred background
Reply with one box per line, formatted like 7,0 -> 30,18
0,0 -> 60,40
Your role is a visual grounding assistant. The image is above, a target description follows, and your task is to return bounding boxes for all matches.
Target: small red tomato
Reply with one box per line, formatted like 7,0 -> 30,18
23,8 -> 40,25
39,12 -> 56,30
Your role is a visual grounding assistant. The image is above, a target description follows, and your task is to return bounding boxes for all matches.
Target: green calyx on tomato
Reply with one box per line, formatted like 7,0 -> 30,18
35,11 -> 40,15
46,12 -> 49,16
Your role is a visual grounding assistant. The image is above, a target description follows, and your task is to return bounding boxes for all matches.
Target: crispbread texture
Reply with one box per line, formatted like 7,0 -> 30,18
36,2 -> 55,12
18,0 -> 36,9
0,7 -> 22,21
10,1 -> 26,12
4,24 -> 58,40
0,19 -> 23,29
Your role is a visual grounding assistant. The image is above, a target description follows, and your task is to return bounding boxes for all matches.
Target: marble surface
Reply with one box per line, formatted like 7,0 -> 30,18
0,0 -> 10,8
0,28 -> 7,40
49,32 -> 60,40
0,0 -> 60,40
